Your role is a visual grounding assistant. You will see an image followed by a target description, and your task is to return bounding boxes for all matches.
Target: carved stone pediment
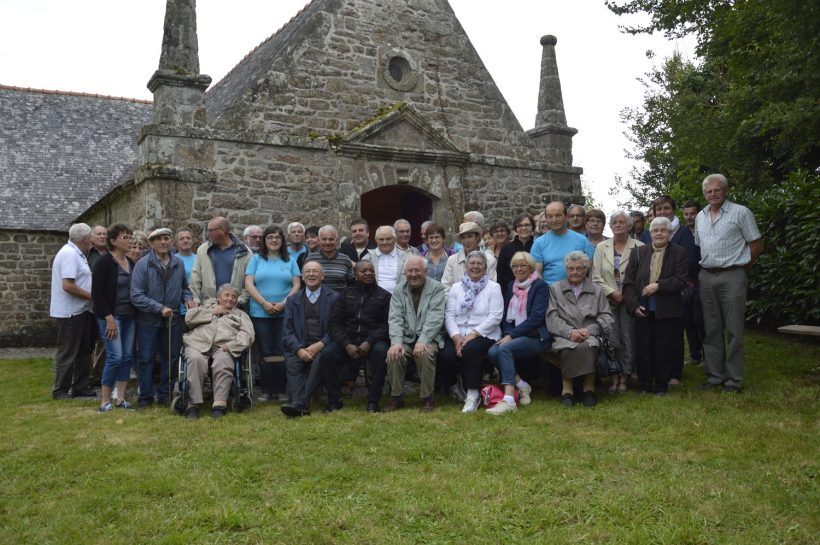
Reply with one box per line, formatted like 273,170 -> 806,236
335,105 -> 468,166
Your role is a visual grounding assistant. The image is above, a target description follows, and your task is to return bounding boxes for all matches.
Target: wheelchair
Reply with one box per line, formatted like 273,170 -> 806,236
171,344 -> 255,415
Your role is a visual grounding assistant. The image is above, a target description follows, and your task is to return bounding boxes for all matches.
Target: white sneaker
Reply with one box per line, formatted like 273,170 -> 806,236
518,383 -> 532,406
257,393 -> 271,402
461,396 -> 480,413
486,401 -> 517,416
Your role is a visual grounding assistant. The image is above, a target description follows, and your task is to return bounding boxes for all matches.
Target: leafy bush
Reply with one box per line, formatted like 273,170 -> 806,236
740,171 -> 820,326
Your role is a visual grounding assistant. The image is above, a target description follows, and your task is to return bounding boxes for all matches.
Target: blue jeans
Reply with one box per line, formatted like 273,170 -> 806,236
252,317 -> 286,395
97,315 -> 136,387
136,317 -> 182,403
488,336 -> 551,385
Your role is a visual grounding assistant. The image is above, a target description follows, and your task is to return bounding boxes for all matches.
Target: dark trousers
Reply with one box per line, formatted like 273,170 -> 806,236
53,312 -> 94,395
252,317 -> 286,395
683,287 -> 705,363
635,313 -> 683,393
285,341 -> 343,409
336,341 -> 388,404
438,336 -> 495,390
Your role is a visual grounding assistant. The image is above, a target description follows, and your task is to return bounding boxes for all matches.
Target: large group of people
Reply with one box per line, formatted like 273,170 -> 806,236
49,173 -> 762,419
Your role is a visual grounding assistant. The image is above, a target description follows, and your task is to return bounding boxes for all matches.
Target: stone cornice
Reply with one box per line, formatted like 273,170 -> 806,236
527,124 -> 579,138
147,69 -> 212,93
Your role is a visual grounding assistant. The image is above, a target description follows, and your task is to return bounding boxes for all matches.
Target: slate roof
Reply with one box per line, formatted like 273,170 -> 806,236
0,85 -> 152,231
206,0 -> 323,123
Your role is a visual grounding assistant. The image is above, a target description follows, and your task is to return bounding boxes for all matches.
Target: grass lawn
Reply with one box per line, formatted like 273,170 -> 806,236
1,330 -> 817,545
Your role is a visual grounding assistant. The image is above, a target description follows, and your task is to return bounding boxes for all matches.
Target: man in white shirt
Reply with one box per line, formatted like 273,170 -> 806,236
393,219 -> 419,256
50,223 -> 96,399
362,225 -> 407,294
696,174 -> 762,393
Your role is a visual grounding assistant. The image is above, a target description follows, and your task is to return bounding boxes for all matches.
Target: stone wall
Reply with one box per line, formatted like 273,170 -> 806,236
0,230 -> 65,347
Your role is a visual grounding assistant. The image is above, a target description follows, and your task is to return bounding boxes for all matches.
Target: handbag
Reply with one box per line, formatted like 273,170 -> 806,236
595,335 -> 622,377
480,384 -> 519,408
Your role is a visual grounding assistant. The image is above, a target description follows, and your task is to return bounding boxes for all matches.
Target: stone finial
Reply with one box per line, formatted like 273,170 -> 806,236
534,34 -> 567,127
146,0 -> 211,127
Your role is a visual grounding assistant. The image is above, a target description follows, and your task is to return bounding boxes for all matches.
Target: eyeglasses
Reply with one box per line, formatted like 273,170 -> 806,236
515,223 -> 532,229
265,235 -> 282,241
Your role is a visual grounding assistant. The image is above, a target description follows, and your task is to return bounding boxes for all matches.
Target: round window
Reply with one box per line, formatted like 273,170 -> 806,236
382,49 -> 418,92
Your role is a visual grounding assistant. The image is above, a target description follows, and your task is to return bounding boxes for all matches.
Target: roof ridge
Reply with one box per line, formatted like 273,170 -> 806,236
0,83 -> 152,105
207,0 -> 317,95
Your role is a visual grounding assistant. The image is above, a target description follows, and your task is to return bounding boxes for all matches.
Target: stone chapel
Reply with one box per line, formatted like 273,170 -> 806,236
0,0 -> 581,345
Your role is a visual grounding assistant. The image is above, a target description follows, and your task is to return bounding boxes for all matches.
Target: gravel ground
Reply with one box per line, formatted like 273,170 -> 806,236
0,347 -> 56,360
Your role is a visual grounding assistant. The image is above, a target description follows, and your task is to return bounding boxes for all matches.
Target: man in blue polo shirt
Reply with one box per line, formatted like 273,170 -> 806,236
531,201 -> 595,285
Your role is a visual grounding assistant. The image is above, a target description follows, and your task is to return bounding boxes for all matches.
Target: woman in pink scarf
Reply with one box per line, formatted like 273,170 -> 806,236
487,252 -> 552,415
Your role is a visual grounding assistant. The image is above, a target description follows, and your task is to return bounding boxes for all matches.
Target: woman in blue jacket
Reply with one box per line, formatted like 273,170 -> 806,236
487,251 -> 552,414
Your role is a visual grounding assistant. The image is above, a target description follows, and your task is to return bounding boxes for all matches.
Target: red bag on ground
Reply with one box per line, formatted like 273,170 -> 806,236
480,384 -> 519,408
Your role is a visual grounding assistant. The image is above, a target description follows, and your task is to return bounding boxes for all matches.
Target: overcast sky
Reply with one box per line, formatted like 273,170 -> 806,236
0,0 -> 694,214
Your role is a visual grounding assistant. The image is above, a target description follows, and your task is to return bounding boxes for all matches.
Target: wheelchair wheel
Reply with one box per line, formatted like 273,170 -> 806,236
171,394 -> 186,415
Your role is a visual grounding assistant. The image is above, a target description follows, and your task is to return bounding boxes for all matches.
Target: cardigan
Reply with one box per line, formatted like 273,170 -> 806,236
622,243 -> 688,320
91,252 -> 135,319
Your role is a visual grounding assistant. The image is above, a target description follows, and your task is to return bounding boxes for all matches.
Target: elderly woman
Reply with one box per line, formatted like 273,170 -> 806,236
546,251 -> 613,407
91,223 -> 136,412
420,223 -> 454,282
182,284 -> 255,419
245,225 -> 301,403
585,209 -> 609,247
496,212 -> 536,292
441,222 -> 497,290
486,252 -> 551,414
592,211 -> 644,393
439,251 -> 504,413
127,230 -> 148,262
623,217 -> 688,395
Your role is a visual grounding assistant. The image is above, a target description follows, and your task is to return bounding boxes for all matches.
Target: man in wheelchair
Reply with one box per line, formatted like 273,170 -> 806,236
182,284 -> 255,419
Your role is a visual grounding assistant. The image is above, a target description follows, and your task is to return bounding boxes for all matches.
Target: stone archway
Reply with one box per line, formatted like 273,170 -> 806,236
361,185 -> 433,247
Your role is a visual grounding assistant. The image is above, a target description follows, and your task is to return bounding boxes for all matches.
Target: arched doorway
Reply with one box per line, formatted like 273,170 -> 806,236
361,185 -> 433,247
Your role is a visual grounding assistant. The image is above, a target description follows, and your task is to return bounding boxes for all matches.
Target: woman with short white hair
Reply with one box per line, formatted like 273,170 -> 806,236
622,217 -> 688,395
546,251 -> 613,407
592,210 -> 644,393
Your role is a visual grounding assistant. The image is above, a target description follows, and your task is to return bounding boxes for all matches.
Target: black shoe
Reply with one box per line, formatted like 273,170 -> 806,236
324,401 -> 343,413
185,407 -> 199,420
582,391 -> 597,407
367,402 -> 380,413
211,406 -> 227,419
137,399 -> 153,409
722,384 -> 741,394
561,394 -> 574,408
71,388 -> 98,398
281,404 -> 310,418
52,391 -> 71,400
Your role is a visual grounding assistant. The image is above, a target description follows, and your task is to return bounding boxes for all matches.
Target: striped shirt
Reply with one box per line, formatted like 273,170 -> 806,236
695,200 -> 761,268
305,250 -> 354,293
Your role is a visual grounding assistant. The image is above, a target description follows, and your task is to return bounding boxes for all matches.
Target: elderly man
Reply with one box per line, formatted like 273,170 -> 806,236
330,260 -> 392,412
131,228 -> 193,407
340,218 -> 376,263
190,216 -> 251,306
531,202 -> 595,285
87,224 -> 108,269
174,228 -> 197,315
182,284 -> 254,419
286,222 -> 308,262
417,220 -> 433,253
567,204 -> 587,235
441,222 -> 497,291
280,261 -> 343,417
50,223 -> 96,399
696,174 -> 762,393
305,225 -> 354,293
361,225 -> 408,294
242,225 -> 264,253
385,256 -> 446,412
393,219 -> 419,256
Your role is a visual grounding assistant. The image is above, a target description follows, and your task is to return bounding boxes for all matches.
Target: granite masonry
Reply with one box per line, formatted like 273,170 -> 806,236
1,0 -> 582,346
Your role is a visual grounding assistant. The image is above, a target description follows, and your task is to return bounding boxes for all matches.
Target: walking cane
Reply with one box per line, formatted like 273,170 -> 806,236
167,315 -> 173,406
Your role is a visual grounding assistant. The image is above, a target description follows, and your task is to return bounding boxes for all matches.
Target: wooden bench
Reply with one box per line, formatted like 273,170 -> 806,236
777,325 -> 820,337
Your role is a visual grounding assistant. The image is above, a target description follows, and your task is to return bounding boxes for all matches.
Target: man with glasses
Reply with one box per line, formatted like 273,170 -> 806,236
393,219 -> 419,256
242,225 -> 264,253
190,216 -> 251,307
567,204 -> 587,235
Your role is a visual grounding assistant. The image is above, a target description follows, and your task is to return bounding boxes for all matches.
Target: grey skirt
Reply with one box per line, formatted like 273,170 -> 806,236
556,342 -> 598,379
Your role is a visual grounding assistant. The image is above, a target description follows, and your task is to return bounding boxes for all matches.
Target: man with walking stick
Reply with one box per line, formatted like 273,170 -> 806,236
131,228 -> 194,407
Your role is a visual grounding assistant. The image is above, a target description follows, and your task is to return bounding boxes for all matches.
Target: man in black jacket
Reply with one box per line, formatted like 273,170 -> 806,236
330,260 -> 391,412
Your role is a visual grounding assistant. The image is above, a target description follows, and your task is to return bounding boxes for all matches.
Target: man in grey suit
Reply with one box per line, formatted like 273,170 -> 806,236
361,225 -> 408,294
385,256 -> 446,412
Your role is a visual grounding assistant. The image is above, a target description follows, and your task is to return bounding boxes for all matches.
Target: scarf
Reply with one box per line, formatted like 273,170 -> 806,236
669,216 -> 681,235
650,244 -> 667,284
506,272 -> 536,325
459,272 -> 489,314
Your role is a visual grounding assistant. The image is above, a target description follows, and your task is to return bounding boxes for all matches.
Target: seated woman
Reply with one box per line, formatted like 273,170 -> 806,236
438,251 -> 503,413
487,251 -> 552,415
546,251 -> 613,408
622,216 -> 687,395
182,284 -> 255,420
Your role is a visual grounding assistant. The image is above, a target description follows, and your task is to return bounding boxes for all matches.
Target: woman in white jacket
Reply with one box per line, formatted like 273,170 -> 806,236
438,251 -> 504,413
